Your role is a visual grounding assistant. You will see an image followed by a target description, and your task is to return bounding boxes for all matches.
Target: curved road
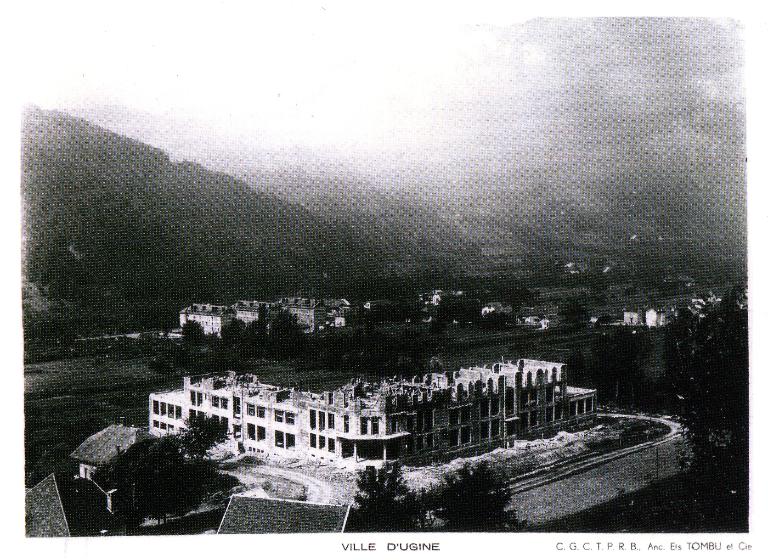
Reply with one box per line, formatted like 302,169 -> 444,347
223,462 -> 336,504
508,413 -> 685,526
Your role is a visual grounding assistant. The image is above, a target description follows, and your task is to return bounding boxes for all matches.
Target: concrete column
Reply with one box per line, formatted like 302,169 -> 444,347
561,365 -> 570,419
353,441 -> 358,462
537,371 -> 546,427
383,442 -> 387,462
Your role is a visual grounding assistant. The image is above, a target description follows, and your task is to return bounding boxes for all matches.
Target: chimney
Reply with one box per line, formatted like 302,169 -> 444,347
106,489 -> 118,513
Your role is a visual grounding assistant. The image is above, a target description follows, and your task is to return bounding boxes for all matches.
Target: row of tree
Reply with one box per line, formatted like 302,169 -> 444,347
664,287 -> 748,527
179,312 -> 437,376
346,461 -> 523,532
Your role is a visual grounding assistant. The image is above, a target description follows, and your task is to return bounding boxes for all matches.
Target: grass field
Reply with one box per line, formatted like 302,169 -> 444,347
24,357 -> 188,485
533,471 -> 748,533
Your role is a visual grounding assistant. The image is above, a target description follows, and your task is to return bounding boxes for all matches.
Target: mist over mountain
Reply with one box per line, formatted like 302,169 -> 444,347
22,108 -> 481,332
22,92 -> 748,336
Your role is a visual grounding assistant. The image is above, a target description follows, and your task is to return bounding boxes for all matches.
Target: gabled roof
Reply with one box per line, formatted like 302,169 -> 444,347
26,473 -> 124,537
26,474 -> 70,537
217,496 -> 350,534
70,424 -> 153,466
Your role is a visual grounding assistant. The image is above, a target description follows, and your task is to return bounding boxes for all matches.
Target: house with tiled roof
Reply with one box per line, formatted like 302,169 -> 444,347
25,474 -> 70,537
70,424 -> 154,480
217,496 -> 350,534
26,473 -> 125,537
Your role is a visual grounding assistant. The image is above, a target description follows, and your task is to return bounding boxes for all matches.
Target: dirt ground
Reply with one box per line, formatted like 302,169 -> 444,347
218,415 -> 670,505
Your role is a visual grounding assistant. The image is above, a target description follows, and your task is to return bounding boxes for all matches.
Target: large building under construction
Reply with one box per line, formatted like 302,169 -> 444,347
149,359 -> 596,465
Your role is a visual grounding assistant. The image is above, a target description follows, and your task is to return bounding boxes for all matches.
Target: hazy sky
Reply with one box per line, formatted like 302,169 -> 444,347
22,11 -> 746,251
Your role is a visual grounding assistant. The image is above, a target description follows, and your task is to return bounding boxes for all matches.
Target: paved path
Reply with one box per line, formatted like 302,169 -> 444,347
509,414 -> 684,526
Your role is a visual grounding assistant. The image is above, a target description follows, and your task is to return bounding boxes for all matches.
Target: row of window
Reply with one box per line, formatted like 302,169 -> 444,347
448,426 -> 473,446
309,433 -> 336,453
447,398 -> 503,425
518,398 -> 594,431
389,410 -> 435,434
190,391 -> 204,407
309,409 -> 337,431
479,419 -> 502,440
274,409 -> 296,424
245,422 -> 296,448
211,395 -> 229,410
153,400 -> 182,419
152,420 -> 178,432
359,416 -> 379,435
414,433 -> 435,451
246,403 -> 266,418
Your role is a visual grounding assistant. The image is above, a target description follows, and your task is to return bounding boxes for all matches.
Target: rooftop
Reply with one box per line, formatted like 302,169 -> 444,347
26,474 -> 123,537
217,496 -> 350,534
70,424 -> 154,466
182,303 -> 233,316
25,474 -> 69,537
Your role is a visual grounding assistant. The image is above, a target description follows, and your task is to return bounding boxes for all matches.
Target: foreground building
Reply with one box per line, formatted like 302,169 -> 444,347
70,424 -> 154,480
149,359 -> 596,466
218,496 -> 349,534
26,473 -> 125,537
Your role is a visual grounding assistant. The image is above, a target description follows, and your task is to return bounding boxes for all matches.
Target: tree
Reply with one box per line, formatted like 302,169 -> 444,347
176,414 -> 228,459
268,309 -> 306,358
566,348 -> 588,386
181,320 -> 205,343
429,356 -> 445,372
434,461 -> 524,531
244,306 -> 269,352
666,286 -> 748,527
589,328 -> 645,405
560,299 -> 589,325
347,464 -> 419,531
221,318 -> 246,346
98,437 -> 194,525
429,316 -> 448,335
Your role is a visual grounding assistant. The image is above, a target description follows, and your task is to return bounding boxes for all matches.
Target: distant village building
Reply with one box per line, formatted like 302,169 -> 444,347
149,359 -> 596,466
623,307 -> 671,328
70,424 -> 154,480
481,302 -> 515,317
623,309 -> 645,326
518,308 -> 554,329
232,300 -> 272,325
179,303 -> 235,336
644,308 -> 669,328
326,299 -> 352,328
276,297 -> 326,333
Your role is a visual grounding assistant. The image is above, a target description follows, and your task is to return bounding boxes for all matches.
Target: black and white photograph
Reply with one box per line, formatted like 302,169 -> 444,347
6,1 -> 764,552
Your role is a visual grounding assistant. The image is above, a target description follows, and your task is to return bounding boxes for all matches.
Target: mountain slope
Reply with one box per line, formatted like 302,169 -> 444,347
21,108 -> 468,332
